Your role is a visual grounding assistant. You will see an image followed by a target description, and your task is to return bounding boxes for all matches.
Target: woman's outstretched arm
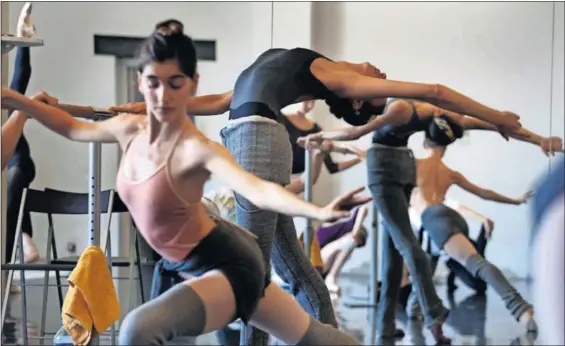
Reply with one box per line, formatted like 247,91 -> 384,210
297,99 -> 415,144
313,59 -> 520,131
429,104 -> 564,155
202,139 -> 372,221
109,90 -> 233,116
2,89 -> 137,144
451,170 -> 532,205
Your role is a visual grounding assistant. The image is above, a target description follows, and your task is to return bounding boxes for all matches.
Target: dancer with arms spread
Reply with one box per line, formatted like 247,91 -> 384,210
2,22 -> 371,345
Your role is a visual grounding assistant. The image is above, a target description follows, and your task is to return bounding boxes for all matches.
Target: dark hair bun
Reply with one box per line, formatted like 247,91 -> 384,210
137,19 -> 197,79
154,19 -> 184,36
425,114 -> 464,146
325,97 -> 382,126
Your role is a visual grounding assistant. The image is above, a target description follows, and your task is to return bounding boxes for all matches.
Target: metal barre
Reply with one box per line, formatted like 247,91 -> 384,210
303,149 -> 314,259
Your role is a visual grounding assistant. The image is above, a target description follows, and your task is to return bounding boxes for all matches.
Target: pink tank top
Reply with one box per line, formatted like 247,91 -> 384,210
116,133 -> 215,263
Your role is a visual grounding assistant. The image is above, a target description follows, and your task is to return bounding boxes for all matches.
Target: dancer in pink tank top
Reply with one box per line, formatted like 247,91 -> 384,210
2,19 -> 370,346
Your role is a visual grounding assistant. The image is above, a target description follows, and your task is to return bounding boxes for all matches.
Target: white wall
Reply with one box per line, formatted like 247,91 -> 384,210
311,2 -> 563,279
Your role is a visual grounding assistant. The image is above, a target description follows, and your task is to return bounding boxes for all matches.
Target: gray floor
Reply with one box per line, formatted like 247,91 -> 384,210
2,274 -> 538,345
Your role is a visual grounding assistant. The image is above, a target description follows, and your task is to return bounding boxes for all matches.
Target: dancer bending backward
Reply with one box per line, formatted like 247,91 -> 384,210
408,117 -> 561,331
113,46 -> 521,344
1,26 -> 370,345
299,98 -> 557,341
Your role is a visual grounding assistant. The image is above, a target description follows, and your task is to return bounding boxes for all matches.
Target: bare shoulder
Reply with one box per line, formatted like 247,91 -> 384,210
109,114 -> 146,146
413,101 -> 437,119
178,130 -> 230,165
449,168 -> 464,183
310,59 -> 352,91
388,99 -> 414,113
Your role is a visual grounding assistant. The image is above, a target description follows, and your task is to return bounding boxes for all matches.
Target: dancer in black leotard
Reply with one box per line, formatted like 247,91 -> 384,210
3,3 -> 40,271
299,98 -> 561,341
112,47 -> 525,345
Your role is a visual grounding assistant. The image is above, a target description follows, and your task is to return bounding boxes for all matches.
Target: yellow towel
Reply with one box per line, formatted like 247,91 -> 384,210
298,233 -> 324,272
62,246 -> 120,345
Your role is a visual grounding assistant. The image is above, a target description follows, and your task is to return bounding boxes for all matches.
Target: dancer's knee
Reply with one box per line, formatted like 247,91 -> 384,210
463,253 -> 487,277
119,309 -> 161,345
119,284 -> 207,345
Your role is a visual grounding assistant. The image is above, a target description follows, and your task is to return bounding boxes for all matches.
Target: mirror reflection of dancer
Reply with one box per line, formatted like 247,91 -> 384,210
283,100 -> 365,194
407,115 -> 562,333
298,97 -> 562,342
412,199 -> 495,295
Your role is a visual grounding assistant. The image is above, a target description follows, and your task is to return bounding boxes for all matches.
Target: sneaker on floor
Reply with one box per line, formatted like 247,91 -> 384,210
17,2 -> 35,38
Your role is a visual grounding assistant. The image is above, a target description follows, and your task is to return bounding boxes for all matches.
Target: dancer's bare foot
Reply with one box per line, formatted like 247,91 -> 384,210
351,225 -> 367,248
325,279 -> 341,296
22,233 -> 40,264
17,2 -> 35,38
519,308 -> 538,333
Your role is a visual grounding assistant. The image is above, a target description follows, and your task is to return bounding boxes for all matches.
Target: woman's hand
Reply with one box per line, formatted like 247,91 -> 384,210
482,218 -> 495,239
516,191 -> 534,205
539,136 -> 564,156
317,186 -> 373,222
332,142 -> 366,158
496,111 -> 522,132
32,91 -> 59,106
109,102 -> 146,114
297,133 -> 365,157
298,127 -> 361,145
1,87 -> 18,109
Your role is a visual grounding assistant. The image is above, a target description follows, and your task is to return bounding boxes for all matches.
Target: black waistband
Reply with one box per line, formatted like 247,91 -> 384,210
229,102 -> 278,121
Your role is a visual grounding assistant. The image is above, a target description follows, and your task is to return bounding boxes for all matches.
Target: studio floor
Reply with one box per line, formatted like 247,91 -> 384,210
2,274 -> 537,345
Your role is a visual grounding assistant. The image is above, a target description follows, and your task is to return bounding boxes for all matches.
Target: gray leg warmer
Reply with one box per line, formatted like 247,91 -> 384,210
119,284 -> 207,345
295,316 -> 361,345
465,254 -> 532,320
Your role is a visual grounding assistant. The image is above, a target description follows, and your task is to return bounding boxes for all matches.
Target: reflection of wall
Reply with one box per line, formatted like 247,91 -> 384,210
311,2 -> 563,279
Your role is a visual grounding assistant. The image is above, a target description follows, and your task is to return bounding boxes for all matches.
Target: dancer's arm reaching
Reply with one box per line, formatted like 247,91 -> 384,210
310,58 -> 521,130
108,90 -> 233,116
299,100 -> 562,157
1,89 -> 140,146
451,170 -> 533,205
430,105 -> 564,156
